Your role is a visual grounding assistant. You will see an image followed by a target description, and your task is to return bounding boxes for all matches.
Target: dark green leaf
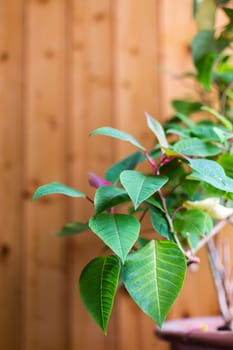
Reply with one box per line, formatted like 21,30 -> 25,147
192,30 -> 215,63
149,208 -> 172,240
218,153 -> 233,178
94,186 -> 129,214
105,151 -> 145,183
196,51 -> 216,89
172,100 -> 203,116
56,221 -> 89,237
79,255 -> 121,334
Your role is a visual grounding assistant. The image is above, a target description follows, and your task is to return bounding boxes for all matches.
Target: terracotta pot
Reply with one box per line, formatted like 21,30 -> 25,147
155,316 -> 233,350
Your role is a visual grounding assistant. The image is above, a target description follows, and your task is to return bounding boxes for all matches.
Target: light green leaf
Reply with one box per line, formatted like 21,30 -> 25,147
89,213 -> 140,263
120,170 -> 168,209
202,106 -> 233,131
32,182 -> 86,200
90,127 -> 145,150
173,137 -> 221,156
105,151 -> 145,183
194,0 -> 216,31
145,113 -> 168,148
79,255 -> 121,334
94,186 -> 129,214
188,158 -> 233,192
56,221 -> 89,237
123,240 -> 186,327
173,209 -> 213,237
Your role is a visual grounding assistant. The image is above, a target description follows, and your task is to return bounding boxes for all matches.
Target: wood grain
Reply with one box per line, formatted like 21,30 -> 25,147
0,1 -> 224,349
22,0 -> 69,349
0,1 -> 23,349
67,1 -> 115,350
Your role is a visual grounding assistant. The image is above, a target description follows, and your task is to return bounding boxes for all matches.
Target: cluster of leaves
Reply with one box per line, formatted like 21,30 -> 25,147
32,0 -> 233,335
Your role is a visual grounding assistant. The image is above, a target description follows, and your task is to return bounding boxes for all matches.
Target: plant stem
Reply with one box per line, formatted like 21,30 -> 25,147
194,220 -> 228,254
207,239 -> 233,328
86,196 -> 94,204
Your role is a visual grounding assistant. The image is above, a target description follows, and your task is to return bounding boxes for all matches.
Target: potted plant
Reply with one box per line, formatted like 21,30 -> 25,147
32,0 -> 233,348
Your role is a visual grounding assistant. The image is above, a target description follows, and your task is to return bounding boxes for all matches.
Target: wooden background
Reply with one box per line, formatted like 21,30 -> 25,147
0,1 -> 221,349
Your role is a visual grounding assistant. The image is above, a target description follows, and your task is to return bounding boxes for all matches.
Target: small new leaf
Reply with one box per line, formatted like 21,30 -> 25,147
145,113 -> 168,149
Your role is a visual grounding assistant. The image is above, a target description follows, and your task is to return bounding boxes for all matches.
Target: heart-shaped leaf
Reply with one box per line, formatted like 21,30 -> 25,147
123,240 -> 186,327
120,170 -> 168,209
32,182 -> 86,200
89,213 -> 140,263
79,255 -> 121,334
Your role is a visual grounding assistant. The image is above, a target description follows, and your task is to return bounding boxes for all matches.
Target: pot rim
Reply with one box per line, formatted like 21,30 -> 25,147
155,316 -> 233,348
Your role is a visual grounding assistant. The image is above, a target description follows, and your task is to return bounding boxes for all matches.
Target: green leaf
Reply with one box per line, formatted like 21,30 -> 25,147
196,51 -> 216,89
145,113 -> 168,148
188,158 -> 233,192
201,106 -> 233,131
79,255 -> 121,334
192,30 -> 214,63
173,137 -> 221,156
137,237 -> 150,248
149,208 -> 172,240
223,7 -> 233,21
56,221 -> 89,237
32,182 -> 86,200
90,127 -> 145,150
89,213 -> 140,263
192,122 -> 221,141
145,197 -> 164,211
123,240 -> 186,327
191,30 -> 216,89
105,151 -> 145,183
218,153 -> 233,178
172,100 -> 203,116
173,209 -> 213,237
94,186 -> 129,214
120,170 -> 168,209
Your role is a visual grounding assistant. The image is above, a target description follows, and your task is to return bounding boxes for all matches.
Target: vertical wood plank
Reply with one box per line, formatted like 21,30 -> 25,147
157,0 -> 195,120
22,0 -> 69,349
113,1 -> 168,349
68,1 -> 115,350
113,0 -> 160,157
157,0 -> 219,323
0,1 -> 23,349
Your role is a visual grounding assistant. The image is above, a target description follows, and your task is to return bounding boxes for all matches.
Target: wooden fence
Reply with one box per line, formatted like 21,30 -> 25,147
0,1 -> 221,349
